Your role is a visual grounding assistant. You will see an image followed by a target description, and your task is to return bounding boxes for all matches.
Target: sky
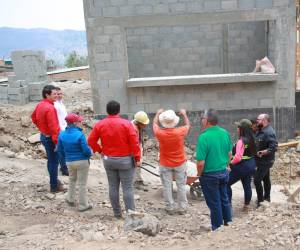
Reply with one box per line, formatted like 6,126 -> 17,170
0,0 -> 85,30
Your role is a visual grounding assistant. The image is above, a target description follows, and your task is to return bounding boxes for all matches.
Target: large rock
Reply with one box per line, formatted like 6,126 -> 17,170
28,133 -> 40,144
0,134 -> 14,147
124,210 -> 160,236
21,116 -> 31,127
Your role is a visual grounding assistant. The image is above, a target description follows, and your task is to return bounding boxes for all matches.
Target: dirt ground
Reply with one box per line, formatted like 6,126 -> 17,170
0,80 -> 300,250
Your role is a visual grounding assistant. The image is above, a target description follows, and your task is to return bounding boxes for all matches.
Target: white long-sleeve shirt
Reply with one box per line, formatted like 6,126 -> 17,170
54,100 -> 67,131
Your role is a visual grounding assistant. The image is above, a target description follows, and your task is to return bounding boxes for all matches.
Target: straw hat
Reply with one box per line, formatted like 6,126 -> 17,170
159,110 -> 179,128
134,111 -> 150,125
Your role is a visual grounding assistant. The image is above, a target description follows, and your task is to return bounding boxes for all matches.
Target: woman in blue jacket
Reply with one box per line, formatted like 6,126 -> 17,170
57,113 -> 92,212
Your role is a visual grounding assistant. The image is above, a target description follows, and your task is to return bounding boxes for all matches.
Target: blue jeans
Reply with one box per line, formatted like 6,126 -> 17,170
40,134 -> 59,190
227,158 -> 256,205
200,170 -> 232,231
58,152 -> 68,174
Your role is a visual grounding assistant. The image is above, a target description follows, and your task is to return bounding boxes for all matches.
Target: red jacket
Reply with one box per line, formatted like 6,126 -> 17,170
31,99 -> 60,144
88,115 -> 141,162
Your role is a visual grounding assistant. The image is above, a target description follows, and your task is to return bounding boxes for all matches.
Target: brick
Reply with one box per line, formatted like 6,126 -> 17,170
221,0 -> 238,9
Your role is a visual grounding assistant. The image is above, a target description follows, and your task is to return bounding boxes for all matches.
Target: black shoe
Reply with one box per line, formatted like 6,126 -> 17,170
60,169 -> 69,176
264,197 -> 270,202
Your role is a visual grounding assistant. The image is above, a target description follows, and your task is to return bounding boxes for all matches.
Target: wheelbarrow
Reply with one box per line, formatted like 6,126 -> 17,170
141,161 -> 204,201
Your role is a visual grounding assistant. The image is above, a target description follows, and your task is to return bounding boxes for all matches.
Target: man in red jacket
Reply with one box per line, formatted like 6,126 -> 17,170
31,85 -> 66,193
88,100 -> 140,218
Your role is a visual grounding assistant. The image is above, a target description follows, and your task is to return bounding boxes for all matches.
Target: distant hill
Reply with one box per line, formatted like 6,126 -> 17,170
0,27 -> 87,65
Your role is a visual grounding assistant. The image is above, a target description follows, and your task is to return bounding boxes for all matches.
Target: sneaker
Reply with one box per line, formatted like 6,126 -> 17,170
242,205 -> 251,213
165,208 -> 176,215
177,209 -> 187,215
50,183 -> 67,193
79,204 -> 93,212
114,214 -> 123,219
60,169 -> 69,176
65,199 -> 75,207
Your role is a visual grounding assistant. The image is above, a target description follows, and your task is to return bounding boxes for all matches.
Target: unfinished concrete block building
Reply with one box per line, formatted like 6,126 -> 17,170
83,0 -> 296,142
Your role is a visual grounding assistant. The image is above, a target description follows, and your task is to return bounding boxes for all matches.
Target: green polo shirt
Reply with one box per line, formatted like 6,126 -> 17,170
196,126 -> 232,173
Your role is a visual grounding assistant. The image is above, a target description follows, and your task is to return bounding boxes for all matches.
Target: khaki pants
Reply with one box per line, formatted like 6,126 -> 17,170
67,160 -> 90,210
160,162 -> 188,211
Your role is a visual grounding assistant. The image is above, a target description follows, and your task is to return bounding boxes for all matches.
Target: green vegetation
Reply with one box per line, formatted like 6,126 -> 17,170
64,51 -> 88,68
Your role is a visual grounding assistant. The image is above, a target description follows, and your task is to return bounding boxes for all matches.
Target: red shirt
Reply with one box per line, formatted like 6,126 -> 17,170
153,124 -> 189,167
31,99 -> 60,144
88,115 -> 141,162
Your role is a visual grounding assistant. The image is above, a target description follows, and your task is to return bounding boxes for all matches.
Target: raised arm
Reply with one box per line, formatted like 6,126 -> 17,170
179,109 -> 191,131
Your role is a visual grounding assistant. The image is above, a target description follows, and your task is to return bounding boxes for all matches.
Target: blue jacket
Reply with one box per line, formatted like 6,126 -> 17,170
57,125 -> 92,162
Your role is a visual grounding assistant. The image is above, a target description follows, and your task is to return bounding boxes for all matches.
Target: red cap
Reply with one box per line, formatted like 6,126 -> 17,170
65,113 -> 83,124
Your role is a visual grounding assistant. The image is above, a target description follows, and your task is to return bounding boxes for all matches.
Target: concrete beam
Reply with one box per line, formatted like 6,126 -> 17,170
127,73 -> 279,88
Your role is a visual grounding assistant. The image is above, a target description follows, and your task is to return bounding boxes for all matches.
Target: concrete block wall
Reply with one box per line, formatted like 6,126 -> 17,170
83,0 -> 296,140
28,82 -> 48,101
11,50 -> 48,83
127,24 -> 223,77
0,85 -> 8,104
8,86 -> 29,105
84,0 -> 294,18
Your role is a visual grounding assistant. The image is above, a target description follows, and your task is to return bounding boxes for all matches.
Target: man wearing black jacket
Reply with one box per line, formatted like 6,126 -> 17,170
254,114 -> 278,207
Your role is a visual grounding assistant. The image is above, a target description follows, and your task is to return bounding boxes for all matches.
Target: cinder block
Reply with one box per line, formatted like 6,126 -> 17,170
120,6 -> 135,16
273,0 -> 289,7
187,2 -> 204,12
136,5 -> 153,15
170,3 -> 186,12
153,4 -> 168,14
221,0 -> 238,9
104,25 -> 120,34
7,75 -> 16,84
102,7 -> 120,17
9,80 -> 26,88
256,0 -> 273,8
204,0 -> 221,10
239,0 -> 255,9
0,85 -> 8,94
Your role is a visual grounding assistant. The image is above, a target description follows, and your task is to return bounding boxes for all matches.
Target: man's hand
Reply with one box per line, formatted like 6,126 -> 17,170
157,109 -> 164,115
257,150 -> 268,158
136,161 -> 141,167
179,109 -> 186,116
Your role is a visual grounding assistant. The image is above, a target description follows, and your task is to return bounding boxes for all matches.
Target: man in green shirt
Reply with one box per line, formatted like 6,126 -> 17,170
196,109 -> 232,231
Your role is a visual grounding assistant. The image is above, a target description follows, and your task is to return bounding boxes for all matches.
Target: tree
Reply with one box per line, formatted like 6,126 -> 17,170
64,51 -> 88,68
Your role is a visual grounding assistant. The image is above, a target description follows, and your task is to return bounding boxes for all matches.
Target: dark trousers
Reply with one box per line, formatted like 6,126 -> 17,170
200,170 -> 232,231
227,158 -> 256,205
40,134 -> 59,190
254,164 -> 272,203
58,152 -> 68,174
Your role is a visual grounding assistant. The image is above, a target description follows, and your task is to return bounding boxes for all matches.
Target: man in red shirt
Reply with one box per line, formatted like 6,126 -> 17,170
88,100 -> 140,218
31,85 -> 66,193
153,109 -> 191,215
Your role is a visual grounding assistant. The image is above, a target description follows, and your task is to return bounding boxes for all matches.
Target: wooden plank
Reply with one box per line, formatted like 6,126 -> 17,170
278,141 -> 300,148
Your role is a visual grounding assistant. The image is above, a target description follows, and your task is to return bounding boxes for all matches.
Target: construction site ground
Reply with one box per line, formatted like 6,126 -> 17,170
0,80 -> 299,250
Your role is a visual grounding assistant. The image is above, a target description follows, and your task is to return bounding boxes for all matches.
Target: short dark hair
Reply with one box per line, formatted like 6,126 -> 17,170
42,85 -> 57,99
106,100 -> 120,115
203,109 -> 218,125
